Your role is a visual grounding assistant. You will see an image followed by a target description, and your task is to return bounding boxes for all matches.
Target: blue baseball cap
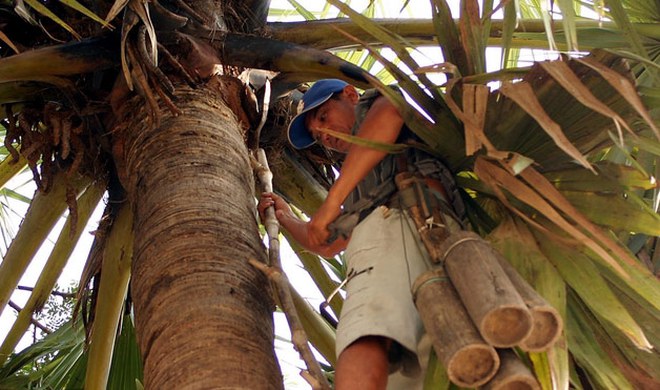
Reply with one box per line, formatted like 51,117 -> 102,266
287,79 -> 349,149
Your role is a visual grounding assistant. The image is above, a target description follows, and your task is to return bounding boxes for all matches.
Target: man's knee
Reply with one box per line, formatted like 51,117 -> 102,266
336,336 -> 391,390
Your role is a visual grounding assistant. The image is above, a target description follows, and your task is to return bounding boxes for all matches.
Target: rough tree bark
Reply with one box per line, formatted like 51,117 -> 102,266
111,81 -> 282,389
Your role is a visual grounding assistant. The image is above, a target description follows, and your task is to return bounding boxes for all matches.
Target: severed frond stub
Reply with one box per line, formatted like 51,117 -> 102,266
74,184 -> 128,339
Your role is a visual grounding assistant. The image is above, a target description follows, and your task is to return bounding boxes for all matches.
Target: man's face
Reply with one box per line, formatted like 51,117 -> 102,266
304,87 -> 358,153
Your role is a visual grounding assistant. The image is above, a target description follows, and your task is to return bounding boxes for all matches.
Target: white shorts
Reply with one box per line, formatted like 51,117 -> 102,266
335,206 -> 433,379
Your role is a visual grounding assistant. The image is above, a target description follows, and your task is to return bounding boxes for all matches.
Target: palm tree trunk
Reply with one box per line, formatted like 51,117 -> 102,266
112,81 -> 282,389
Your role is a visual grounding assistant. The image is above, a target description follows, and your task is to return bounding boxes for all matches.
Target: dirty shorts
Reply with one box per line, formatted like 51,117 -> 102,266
335,205 -> 432,378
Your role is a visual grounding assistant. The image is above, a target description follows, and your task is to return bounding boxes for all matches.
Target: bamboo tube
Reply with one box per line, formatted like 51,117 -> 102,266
439,231 -> 533,347
483,349 -> 541,390
413,268 -> 499,388
492,249 -> 563,352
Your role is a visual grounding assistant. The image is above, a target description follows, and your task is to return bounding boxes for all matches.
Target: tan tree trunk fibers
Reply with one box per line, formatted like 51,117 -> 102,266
112,81 -> 281,389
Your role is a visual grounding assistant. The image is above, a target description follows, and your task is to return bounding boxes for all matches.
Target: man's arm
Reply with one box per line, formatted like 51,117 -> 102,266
259,192 -> 348,257
308,96 -> 404,246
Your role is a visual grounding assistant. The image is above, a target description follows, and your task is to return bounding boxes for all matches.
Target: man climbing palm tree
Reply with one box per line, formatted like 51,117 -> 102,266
259,79 -> 463,389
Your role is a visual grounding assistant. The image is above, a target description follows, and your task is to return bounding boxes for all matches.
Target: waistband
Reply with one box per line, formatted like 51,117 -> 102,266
386,177 -> 449,208
386,176 -> 464,229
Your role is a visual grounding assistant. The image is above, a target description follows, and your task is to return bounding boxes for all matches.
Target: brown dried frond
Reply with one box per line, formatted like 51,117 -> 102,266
3,105 -> 21,162
65,184 -> 78,239
121,27 -> 188,126
126,42 -> 161,128
5,103 -> 72,190
3,102 -> 104,240
73,203 -> 111,331
157,42 -> 197,87
15,106 -> 52,190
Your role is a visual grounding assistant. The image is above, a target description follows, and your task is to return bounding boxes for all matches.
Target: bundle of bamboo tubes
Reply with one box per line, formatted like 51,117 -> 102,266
397,172 -> 561,388
412,230 -> 562,389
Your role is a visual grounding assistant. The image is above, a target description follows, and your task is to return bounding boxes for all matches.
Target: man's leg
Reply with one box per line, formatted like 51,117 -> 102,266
335,336 -> 390,390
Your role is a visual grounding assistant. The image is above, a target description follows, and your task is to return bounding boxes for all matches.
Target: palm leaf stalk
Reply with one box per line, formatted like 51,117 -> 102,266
0,172 -> 91,318
0,155 -> 27,189
289,286 -> 337,367
267,18 -> 660,50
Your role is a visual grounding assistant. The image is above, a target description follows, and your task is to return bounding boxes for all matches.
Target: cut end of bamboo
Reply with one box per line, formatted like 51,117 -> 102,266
488,375 -> 540,390
483,349 -> 541,390
481,306 -> 533,347
448,344 -> 500,388
520,306 -> 563,352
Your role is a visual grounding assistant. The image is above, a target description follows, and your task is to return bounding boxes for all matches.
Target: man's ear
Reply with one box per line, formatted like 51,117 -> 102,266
342,85 -> 359,104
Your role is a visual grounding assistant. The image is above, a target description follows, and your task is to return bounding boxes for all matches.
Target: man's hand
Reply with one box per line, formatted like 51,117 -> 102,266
308,198 -> 342,247
258,192 -> 293,224
259,191 -> 347,257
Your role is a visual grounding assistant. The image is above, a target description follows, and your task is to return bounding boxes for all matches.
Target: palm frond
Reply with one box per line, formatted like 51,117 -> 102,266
0,155 -> 27,190
0,172 -> 91,322
0,319 -> 86,388
107,314 -> 143,390
0,181 -> 104,363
